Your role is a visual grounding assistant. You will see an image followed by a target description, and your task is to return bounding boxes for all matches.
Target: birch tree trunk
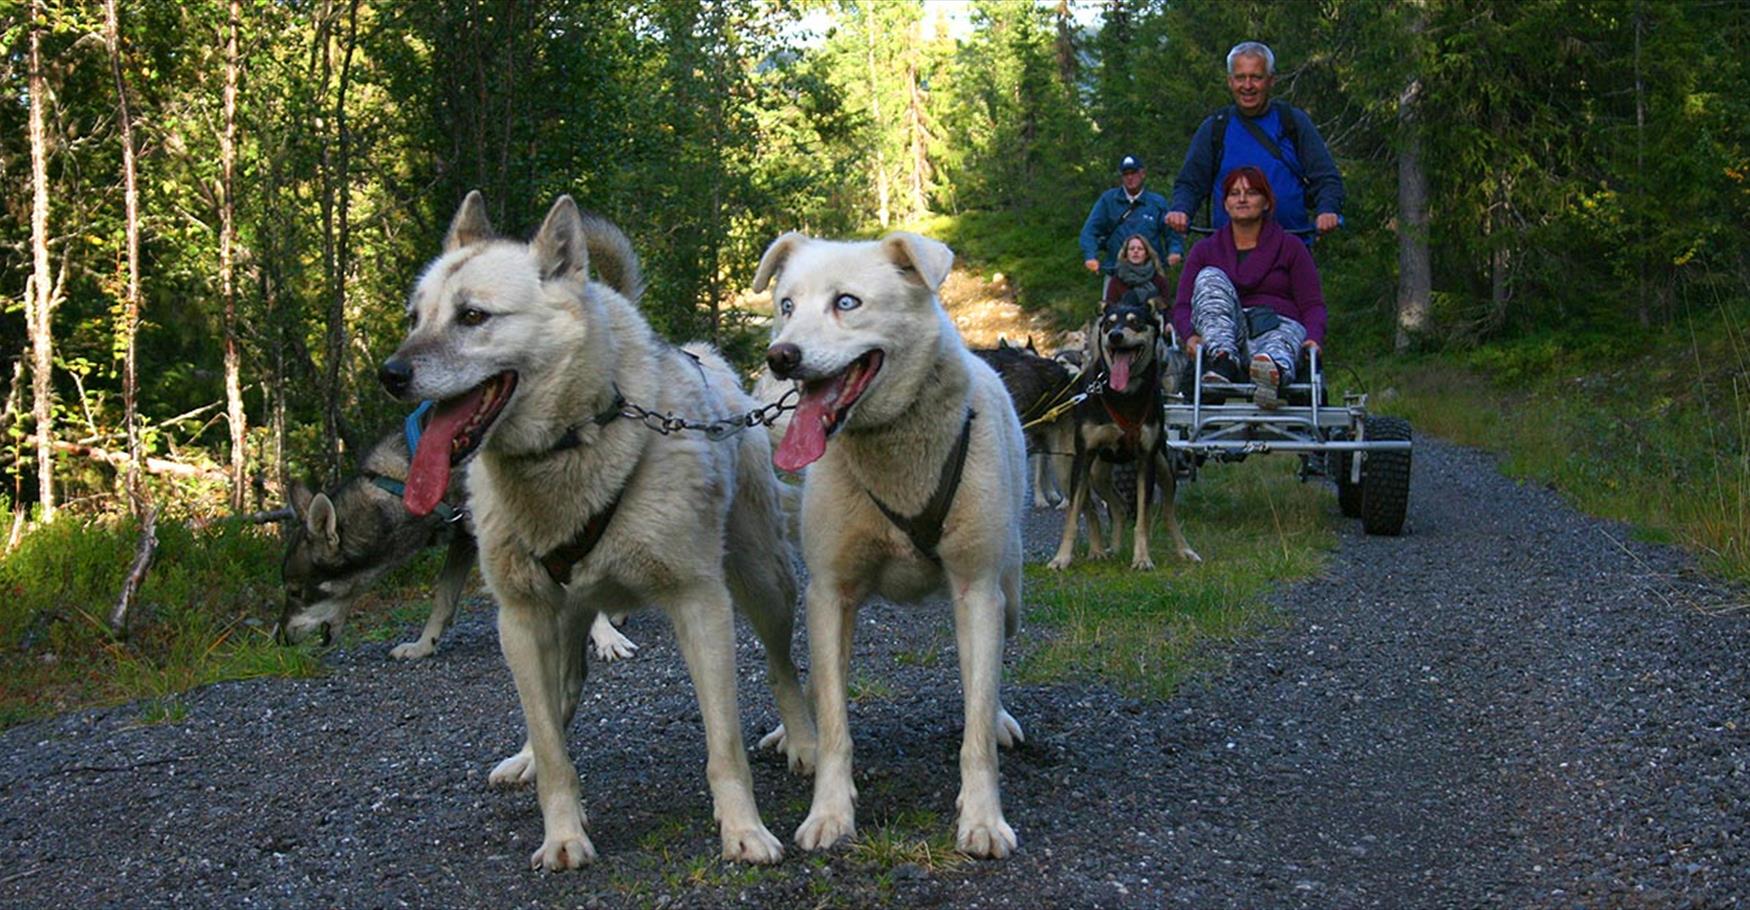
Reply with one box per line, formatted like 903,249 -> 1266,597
907,52 -> 929,216
26,0 -> 57,520
320,0 -> 361,481
105,0 -> 147,515
222,0 -> 247,509
866,19 -> 890,228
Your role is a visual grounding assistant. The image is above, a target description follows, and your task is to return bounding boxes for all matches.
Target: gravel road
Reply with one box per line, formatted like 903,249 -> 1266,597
2,438 -> 1746,909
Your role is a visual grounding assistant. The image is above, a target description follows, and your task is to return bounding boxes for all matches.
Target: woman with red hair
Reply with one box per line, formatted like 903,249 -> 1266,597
1171,166 -> 1326,408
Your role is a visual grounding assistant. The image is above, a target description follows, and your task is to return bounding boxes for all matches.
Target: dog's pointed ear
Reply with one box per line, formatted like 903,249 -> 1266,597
997,335 -> 1013,351
753,232 -> 808,294
531,196 -> 589,283
1025,335 -> 1040,355
306,492 -> 339,549
288,482 -> 314,519
443,191 -> 494,253
880,232 -> 953,291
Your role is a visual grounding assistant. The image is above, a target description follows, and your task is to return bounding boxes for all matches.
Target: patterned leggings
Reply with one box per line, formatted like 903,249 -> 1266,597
1190,267 -> 1307,381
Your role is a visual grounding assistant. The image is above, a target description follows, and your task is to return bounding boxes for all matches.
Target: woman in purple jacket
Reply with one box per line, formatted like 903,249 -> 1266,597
1172,165 -> 1326,409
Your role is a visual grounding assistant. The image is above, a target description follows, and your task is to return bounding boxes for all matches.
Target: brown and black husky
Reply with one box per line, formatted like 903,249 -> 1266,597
1048,288 -> 1199,571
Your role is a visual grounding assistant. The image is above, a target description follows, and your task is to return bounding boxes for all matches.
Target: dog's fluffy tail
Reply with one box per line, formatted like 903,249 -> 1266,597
577,212 -> 645,304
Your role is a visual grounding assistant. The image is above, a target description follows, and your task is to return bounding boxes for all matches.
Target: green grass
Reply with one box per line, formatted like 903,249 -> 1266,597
1360,299 -> 1750,584
0,501 -> 476,730
847,807 -> 968,876
1021,455 -> 1340,699
0,510 -> 325,728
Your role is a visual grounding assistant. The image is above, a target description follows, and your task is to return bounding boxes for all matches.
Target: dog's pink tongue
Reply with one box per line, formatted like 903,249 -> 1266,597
1109,350 -> 1133,393
405,393 -> 479,517
774,384 -> 836,473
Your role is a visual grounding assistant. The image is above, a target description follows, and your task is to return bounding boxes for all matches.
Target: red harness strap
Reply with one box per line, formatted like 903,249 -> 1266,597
1100,395 -> 1145,451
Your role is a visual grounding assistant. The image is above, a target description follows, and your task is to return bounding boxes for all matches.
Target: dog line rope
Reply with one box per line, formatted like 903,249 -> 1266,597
615,386 -> 800,441
1021,378 -> 1105,431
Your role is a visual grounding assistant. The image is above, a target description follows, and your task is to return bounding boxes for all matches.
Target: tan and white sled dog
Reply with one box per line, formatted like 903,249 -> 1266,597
755,231 -> 1028,859
379,193 -> 815,870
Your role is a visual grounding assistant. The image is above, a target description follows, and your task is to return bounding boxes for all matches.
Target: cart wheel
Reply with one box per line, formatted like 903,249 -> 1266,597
1360,416 -> 1412,536
1328,430 -> 1363,518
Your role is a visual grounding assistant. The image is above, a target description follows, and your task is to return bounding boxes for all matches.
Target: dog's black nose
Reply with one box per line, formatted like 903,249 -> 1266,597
379,359 -> 413,398
1108,331 -> 1126,348
766,343 -> 802,379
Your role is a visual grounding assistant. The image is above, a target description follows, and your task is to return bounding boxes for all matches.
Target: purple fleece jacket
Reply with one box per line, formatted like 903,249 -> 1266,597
1172,220 -> 1327,346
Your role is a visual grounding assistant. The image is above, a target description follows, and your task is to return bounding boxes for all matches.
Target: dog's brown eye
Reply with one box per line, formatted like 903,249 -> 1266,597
459,307 -> 490,327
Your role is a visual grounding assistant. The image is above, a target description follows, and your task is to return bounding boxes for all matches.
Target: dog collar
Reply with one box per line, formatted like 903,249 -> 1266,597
547,386 -> 629,453
866,409 -> 976,566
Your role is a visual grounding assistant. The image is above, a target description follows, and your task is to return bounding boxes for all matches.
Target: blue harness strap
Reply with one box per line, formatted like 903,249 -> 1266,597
404,400 -> 434,455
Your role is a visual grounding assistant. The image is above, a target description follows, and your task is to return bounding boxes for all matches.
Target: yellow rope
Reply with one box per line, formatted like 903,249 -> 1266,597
1016,371 -> 1084,430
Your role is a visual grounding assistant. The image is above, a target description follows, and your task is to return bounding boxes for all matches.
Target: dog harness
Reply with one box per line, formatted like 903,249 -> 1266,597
537,495 -> 623,587
530,356 -> 717,587
866,410 -> 975,566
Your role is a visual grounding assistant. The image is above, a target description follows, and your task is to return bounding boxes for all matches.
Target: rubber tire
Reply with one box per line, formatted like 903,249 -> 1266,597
1328,430 -> 1363,518
1360,416 -> 1412,536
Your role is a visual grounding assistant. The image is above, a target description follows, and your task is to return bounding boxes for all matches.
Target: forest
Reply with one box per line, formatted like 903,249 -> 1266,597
2,0 -> 1747,598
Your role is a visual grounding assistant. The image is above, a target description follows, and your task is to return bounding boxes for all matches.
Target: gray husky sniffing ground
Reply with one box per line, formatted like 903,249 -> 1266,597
378,193 -> 813,869
1048,290 -> 1199,571
275,428 -> 635,661
756,230 -> 1027,859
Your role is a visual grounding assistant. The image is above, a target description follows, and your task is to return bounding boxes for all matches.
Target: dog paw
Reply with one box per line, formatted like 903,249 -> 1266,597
489,748 -> 536,787
721,823 -> 785,864
1053,499 -> 1069,511
1046,554 -> 1072,572
795,808 -> 855,852
956,816 -> 1017,859
757,724 -> 817,775
388,638 -> 436,660
589,617 -> 638,662
1178,546 -> 1202,564
1088,547 -> 1110,561
529,833 -> 596,871
995,708 -> 1025,748
1131,555 -> 1156,571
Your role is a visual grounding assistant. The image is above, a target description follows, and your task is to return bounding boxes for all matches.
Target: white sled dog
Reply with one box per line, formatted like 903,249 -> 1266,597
379,192 -> 815,869
755,231 -> 1028,859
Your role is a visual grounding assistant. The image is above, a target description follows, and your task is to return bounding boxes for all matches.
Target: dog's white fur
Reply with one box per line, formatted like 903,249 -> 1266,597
386,194 -> 814,869
755,231 -> 1027,859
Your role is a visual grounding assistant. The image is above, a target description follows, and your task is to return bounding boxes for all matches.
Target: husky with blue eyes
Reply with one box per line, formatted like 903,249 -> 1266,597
755,230 -> 1029,860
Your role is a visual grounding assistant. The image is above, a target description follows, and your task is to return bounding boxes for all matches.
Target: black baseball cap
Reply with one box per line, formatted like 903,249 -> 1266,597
1118,154 -> 1144,172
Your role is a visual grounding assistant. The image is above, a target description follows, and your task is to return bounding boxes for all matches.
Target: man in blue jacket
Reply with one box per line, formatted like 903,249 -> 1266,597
1166,41 -> 1345,239
1080,154 -> 1180,299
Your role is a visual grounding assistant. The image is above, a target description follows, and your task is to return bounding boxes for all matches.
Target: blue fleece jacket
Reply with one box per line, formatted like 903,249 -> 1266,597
1078,186 -> 1183,269
1168,101 -> 1345,236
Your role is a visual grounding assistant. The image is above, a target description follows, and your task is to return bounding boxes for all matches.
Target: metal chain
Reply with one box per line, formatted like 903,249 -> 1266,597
617,386 -> 800,441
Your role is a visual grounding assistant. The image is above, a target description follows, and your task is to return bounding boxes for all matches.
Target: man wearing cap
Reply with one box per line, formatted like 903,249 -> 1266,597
1079,154 -> 1181,299
1166,41 -> 1344,240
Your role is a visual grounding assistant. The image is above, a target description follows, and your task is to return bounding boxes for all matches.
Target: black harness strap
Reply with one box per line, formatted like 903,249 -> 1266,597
538,494 -> 623,587
867,410 -> 976,566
